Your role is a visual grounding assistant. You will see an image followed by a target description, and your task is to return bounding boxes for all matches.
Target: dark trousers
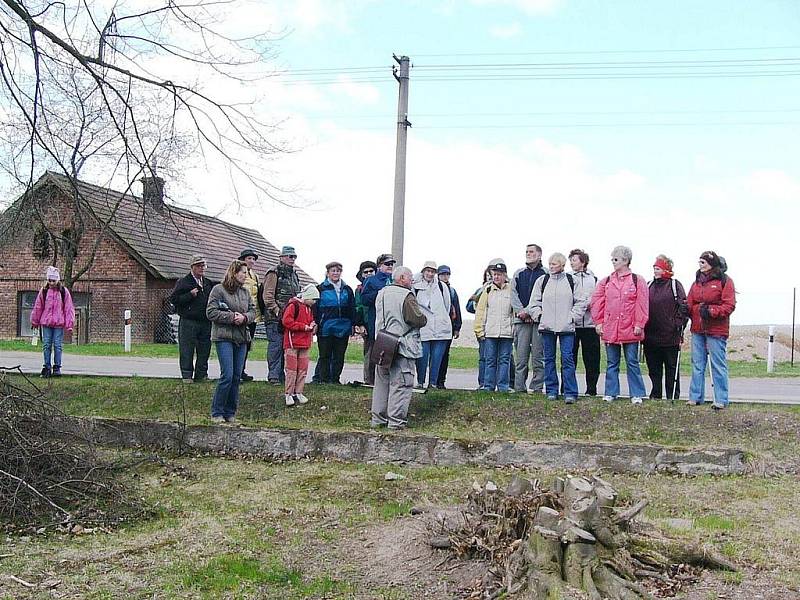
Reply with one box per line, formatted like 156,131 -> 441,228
178,317 -> 212,380
573,327 -> 601,395
313,335 -> 349,383
265,322 -> 284,382
644,344 -> 681,399
436,339 -> 453,388
242,322 -> 257,374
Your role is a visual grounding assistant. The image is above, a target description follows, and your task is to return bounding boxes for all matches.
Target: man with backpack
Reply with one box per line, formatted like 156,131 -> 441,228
261,246 -> 301,383
510,244 -> 548,394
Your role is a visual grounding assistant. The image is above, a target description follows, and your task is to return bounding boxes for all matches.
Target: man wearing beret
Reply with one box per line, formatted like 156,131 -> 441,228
169,255 -> 215,382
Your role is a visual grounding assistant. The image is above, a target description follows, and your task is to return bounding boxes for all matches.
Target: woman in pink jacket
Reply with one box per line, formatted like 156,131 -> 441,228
590,246 -> 649,404
30,266 -> 75,378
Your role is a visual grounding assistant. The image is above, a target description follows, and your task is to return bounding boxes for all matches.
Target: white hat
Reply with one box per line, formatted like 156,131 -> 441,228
421,260 -> 437,271
46,266 -> 60,282
300,284 -> 320,301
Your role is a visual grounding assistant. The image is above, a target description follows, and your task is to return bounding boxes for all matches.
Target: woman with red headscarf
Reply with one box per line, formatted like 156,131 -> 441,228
643,255 -> 688,399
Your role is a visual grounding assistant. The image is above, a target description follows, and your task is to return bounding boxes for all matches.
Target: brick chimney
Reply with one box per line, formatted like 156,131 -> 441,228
140,166 -> 165,211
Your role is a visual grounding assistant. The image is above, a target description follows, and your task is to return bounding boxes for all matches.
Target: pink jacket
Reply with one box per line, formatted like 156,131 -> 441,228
30,286 -> 75,331
590,271 -> 648,344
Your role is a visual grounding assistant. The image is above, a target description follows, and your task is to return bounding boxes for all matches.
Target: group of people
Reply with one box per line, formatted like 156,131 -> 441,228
28,240 -> 736,429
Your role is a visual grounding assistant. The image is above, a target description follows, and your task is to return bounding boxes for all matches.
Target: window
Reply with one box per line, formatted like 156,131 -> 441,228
32,227 -> 50,260
17,290 -> 90,338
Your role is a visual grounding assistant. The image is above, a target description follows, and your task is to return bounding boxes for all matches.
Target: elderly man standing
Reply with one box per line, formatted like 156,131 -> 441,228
238,248 -> 261,382
510,243 -> 548,394
262,245 -> 301,383
370,266 -> 427,431
169,255 -> 215,383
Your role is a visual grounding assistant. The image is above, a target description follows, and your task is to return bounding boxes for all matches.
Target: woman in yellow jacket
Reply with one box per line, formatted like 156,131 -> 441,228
474,259 -> 515,392
239,249 -> 263,381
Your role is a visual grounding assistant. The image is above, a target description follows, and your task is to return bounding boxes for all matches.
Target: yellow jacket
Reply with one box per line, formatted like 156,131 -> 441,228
244,268 -> 262,323
474,281 -> 514,339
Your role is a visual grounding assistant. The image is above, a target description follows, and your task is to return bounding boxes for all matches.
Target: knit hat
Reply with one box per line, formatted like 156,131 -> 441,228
46,266 -> 60,282
487,258 -> 507,273
699,251 -> 721,268
280,245 -> 297,257
301,284 -> 320,301
356,260 -> 377,282
653,258 -> 673,278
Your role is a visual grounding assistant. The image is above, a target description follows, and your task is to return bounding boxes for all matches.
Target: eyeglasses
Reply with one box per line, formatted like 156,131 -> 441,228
383,261 -> 396,266
362,269 -> 375,275
611,257 -> 622,262
47,279 -> 58,283
698,259 -> 708,264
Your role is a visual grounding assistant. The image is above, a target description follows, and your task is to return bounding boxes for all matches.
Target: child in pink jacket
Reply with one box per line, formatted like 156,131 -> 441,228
591,246 -> 649,404
30,266 -> 75,378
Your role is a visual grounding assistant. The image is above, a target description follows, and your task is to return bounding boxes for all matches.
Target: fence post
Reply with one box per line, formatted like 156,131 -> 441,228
767,325 -> 775,373
124,310 -> 132,352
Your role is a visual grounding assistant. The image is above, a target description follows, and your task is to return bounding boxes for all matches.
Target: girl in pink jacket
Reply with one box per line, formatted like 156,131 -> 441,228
590,246 -> 649,404
30,266 -> 75,378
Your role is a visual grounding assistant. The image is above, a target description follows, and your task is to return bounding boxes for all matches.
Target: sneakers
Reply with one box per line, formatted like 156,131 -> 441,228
182,378 -> 194,384
712,402 -> 726,411
285,394 -> 295,407
240,372 -> 254,382
546,395 -> 558,401
51,368 -> 62,378
565,396 -> 577,405
295,393 -> 309,405
631,397 -> 644,405
211,416 -> 225,424
40,367 -> 51,379
603,395 -> 615,403
224,416 -> 237,424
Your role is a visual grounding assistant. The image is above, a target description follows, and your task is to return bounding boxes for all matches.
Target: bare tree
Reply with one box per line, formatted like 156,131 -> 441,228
0,0 -> 289,286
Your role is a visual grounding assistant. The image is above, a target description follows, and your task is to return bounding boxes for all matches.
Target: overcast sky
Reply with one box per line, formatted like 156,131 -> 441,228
11,0 -> 800,325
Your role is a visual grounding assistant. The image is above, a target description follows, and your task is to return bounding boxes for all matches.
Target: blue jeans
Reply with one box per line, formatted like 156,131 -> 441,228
482,337 -> 513,392
604,342 -> 646,398
265,322 -> 284,382
212,341 -> 247,418
417,339 -> 448,386
477,338 -> 488,388
542,331 -> 578,398
690,333 -> 729,407
41,326 -> 64,371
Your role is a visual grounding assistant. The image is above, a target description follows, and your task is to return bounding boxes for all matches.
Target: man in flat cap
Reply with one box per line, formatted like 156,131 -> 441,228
262,245 -> 301,383
169,254 -> 215,382
238,248 -> 261,382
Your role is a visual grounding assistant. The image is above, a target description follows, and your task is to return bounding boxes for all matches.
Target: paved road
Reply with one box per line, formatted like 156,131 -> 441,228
1,350 -> 798,404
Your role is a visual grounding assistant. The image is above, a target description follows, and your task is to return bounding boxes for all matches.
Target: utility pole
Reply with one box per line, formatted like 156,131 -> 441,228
391,54 -> 411,263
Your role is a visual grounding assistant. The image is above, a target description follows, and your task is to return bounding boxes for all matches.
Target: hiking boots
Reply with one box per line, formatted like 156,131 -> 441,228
40,367 -> 51,378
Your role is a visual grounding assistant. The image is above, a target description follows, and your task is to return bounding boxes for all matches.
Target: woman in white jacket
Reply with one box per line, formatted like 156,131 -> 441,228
527,253 -> 588,404
413,261 -> 452,388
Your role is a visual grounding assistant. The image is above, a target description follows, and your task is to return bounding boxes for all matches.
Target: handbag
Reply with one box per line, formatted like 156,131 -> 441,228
370,329 -> 401,367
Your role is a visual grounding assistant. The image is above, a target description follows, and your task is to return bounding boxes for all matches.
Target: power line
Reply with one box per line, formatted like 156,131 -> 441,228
412,45 -> 800,58
343,120 -> 800,131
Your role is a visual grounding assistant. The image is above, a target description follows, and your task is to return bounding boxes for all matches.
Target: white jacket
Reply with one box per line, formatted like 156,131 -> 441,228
412,275 -> 452,342
474,282 -> 514,339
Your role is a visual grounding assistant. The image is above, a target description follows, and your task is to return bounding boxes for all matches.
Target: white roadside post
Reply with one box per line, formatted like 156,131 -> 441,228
124,310 -> 132,352
767,325 -> 775,373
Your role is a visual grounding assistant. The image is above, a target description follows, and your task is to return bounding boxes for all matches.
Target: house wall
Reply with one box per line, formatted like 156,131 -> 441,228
0,190 -> 173,343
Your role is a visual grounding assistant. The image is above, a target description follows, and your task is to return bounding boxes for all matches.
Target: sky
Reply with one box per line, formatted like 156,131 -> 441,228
9,0 -> 800,325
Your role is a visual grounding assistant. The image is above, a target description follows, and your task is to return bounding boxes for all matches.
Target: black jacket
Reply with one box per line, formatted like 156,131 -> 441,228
170,273 -> 215,322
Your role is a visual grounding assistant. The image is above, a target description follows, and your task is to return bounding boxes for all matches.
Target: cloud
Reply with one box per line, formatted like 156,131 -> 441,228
488,23 -> 522,38
333,75 -> 381,105
471,0 -> 563,15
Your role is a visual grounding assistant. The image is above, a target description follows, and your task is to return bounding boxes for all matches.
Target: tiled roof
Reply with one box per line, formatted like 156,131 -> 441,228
29,172 -> 315,284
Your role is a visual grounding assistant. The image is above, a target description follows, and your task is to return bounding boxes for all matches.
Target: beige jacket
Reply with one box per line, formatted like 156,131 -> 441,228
474,281 -> 514,339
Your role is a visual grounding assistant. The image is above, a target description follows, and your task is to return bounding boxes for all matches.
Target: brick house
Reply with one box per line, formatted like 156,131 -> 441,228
0,171 -> 314,343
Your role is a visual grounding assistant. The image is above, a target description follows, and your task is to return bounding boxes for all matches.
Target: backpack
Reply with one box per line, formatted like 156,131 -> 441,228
256,280 -> 267,316
601,273 -> 639,290
278,300 -> 300,331
540,273 -> 575,295
648,277 -> 678,301
41,285 -> 67,307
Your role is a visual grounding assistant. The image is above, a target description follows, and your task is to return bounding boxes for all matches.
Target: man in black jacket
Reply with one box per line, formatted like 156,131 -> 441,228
169,255 -> 215,382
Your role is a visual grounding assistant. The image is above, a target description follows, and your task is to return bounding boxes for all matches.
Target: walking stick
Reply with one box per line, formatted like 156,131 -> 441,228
671,349 -> 680,404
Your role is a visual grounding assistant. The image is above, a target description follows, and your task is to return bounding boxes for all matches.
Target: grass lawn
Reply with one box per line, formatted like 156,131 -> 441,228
1,457 -> 798,599
21,375 -> 800,463
2,339 -> 798,377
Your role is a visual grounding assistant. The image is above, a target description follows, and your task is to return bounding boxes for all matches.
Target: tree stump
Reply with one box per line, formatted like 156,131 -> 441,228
435,475 -> 737,599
